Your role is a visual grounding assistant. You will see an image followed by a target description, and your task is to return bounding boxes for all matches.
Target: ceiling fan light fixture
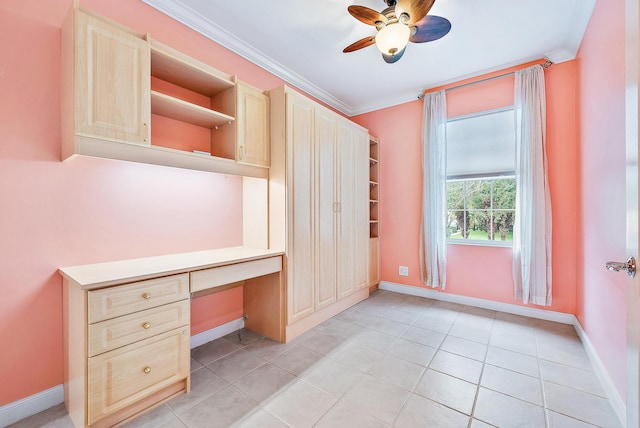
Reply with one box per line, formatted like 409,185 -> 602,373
375,22 -> 410,55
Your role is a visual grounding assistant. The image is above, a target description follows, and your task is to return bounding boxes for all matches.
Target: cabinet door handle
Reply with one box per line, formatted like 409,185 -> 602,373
143,366 -> 151,374
239,146 -> 244,160
142,322 -> 150,329
142,292 -> 151,300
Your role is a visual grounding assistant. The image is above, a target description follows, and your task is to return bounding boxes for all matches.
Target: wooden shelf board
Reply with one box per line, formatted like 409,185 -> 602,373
70,134 -> 268,179
151,91 -> 235,128
150,43 -> 234,97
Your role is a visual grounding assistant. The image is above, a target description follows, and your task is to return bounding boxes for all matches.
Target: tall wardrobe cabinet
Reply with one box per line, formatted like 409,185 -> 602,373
269,86 -> 370,340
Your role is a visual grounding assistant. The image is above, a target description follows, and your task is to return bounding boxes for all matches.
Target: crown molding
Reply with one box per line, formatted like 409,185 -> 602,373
142,0 -> 356,116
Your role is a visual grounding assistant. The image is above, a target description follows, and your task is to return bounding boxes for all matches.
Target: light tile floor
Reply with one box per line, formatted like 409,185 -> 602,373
9,290 -> 622,428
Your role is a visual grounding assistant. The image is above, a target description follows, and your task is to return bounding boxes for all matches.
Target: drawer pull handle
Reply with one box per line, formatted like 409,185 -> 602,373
142,292 -> 151,300
142,322 -> 150,329
143,367 -> 151,374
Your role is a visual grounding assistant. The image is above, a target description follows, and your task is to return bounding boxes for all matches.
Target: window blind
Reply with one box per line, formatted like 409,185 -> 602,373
446,108 -> 516,179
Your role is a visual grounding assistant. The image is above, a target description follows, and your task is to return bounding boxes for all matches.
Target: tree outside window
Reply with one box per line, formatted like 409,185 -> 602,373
446,178 -> 515,242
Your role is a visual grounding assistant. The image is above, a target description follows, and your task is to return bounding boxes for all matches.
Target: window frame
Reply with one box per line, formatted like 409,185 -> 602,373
445,106 -> 516,248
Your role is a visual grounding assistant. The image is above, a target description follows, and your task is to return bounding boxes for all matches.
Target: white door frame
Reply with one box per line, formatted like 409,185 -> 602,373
626,0 -> 640,426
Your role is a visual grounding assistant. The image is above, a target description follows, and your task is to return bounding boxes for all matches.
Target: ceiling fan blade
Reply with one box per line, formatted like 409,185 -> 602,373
343,36 -> 376,53
348,5 -> 388,26
382,46 -> 406,63
410,15 -> 451,43
395,0 -> 435,25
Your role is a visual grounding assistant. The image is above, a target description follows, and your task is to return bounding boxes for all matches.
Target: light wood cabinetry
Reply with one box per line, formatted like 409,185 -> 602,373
269,86 -> 369,339
236,82 -> 270,167
369,136 -> 381,290
149,39 -> 235,156
61,248 -> 285,428
87,328 -> 189,425
285,91 -> 315,323
61,8 -> 150,156
61,6 -> 270,178
63,273 -> 190,428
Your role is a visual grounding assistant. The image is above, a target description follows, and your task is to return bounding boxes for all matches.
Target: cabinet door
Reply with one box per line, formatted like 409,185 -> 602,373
315,109 -> 338,310
237,82 -> 270,166
286,92 -> 315,323
336,122 -> 370,298
336,121 -> 356,299
75,11 -> 150,146
369,237 -> 381,287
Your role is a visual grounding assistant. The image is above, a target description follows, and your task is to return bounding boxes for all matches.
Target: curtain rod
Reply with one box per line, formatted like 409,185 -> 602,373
417,60 -> 553,100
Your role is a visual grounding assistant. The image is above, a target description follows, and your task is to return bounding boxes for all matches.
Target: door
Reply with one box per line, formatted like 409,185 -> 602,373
627,0 -> 640,424
286,92 -> 315,323
336,121 -> 356,299
237,82 -> 270,167
76,11 -> 150,146
315,109 -> 338,310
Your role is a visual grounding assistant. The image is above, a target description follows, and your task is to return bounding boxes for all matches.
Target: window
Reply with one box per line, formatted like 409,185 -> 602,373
446,108 -> 516,245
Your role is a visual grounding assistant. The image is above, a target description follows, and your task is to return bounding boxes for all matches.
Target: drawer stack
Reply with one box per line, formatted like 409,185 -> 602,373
64,273 -> 191,428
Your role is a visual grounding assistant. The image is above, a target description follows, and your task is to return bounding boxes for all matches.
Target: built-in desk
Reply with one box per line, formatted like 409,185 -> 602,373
59,247 -> 285,428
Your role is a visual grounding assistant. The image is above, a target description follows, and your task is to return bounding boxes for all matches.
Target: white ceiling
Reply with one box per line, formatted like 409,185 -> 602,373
142,0 -> 596,116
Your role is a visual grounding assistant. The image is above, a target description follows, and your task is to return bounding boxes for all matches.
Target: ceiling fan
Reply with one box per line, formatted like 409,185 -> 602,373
343,0 -> 451,63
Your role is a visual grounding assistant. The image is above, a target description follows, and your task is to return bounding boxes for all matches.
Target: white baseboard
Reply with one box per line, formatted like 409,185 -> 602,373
379,281 -> 575,324
379,281 -> 626,427
190,317 -> 245,349
574,321 -> 626,426
0,319 -> 245,427
0,385 -> 64,427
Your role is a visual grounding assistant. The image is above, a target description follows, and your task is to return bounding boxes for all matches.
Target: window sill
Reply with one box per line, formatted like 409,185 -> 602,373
446,239 -> 512,248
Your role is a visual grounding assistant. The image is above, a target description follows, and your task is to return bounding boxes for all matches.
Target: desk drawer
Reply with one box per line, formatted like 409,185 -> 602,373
88,300 -> 189,357
88,273 -> 189,323
190,256 -> 282,293
88,327 -> 189,424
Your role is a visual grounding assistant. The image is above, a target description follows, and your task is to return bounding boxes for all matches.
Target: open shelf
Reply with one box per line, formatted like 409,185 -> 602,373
151,91 -> 235,128
150,43 -> 235,97
148,38 -> 237,161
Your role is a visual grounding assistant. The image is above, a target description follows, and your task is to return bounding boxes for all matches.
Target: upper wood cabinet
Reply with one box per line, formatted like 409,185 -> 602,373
61,7 -> 270,178
236,82 -> 270,167
62,8 -> 150,157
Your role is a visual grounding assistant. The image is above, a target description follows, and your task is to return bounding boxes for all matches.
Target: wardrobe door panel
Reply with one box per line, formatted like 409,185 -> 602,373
286,93 -> 315,323
315,110 -> 338,310
336,121 -> 356,299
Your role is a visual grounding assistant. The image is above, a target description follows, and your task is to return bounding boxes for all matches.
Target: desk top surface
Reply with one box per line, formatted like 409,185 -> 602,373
59,247 -> 284,289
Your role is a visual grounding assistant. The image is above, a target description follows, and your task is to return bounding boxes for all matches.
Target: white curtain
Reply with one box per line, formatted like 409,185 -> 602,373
420,90 -> 447,288
513,65 -> 552,306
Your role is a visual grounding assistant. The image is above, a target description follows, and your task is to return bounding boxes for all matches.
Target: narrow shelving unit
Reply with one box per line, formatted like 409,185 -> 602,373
369,136 -> 380,290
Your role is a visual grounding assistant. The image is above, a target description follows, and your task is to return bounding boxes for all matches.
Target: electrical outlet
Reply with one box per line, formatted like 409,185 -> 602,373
399,265 -> 409,276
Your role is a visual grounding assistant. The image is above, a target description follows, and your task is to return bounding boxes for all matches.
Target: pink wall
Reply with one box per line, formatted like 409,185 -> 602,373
353,62 -> 578,315
0,0 -> 629,408
0,0 -> 288,406
576,0 -> 627,398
